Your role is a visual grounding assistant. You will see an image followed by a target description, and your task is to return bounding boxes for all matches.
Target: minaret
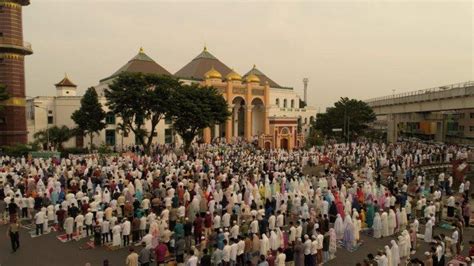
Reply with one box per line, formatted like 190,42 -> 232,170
0,0 -> 33,145
303,78 -> 308,103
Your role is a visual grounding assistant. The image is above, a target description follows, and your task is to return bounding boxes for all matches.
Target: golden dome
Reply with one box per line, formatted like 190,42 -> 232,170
245,73 -> 260,83
226,69 -> 242,81
204,66 -> 222,79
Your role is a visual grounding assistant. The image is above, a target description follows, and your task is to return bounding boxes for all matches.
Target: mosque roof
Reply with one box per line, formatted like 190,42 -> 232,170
55,74 -> 77,87
243,65 -> 287,89
100,47 -> 171,83
174,46 -> 233,80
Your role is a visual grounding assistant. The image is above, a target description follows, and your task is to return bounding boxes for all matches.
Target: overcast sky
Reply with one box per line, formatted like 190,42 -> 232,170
23,0 -> 473,110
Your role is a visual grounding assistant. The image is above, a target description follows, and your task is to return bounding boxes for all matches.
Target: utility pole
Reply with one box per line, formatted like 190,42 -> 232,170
303,78 -> 309,104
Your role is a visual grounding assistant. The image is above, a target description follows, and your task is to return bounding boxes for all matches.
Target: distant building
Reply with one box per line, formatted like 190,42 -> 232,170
366,81 -> 474,144
28,47 -> 317,149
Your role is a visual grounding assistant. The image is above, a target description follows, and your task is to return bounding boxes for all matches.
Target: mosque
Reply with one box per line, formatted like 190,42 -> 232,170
27,47 -> 317,150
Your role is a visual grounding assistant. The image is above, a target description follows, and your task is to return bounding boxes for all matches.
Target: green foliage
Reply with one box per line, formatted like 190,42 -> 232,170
1,143 -> 38,157
169,84 -> 230,151
60,147 -> 89,157
306,129 -> 324,147
313,97 -> 376,139
0,83 -> 9,111
33,125 -> 73,150
71,87 -> 106,148
98,143 -> 112,154
105,73 -> 179,154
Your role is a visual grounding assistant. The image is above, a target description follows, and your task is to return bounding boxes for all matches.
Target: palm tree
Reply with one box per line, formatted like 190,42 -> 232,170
115,122 -> 130,151
34,125 -> 73,151
0,84 -> 9,111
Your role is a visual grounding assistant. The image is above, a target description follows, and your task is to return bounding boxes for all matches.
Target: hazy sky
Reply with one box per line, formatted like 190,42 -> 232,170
23,0 -> 473,110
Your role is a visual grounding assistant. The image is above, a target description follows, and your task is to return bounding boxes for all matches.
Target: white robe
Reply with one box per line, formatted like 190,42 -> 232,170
373,213 -> 382,238
385,246 -> 392,266
424,219 -> 433,243
260,234 -> 270,256
381,212 -> 389,237
390,240 -> 400,266
64,217 -> 74,235
112,225 -> 121,246
388,210 -> 396,236
334,214 -> 344,240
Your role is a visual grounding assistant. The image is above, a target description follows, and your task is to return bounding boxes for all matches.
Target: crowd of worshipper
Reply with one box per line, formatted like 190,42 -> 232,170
0,140 -> 472,266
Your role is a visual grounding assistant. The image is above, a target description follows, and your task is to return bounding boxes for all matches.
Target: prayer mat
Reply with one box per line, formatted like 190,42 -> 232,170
79,241 -> 95,250
29,228 -> 51,238
57,232 -> 80,243
104,243 -> 124,251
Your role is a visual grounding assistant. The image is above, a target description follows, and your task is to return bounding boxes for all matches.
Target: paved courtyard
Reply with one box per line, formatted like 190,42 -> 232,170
0,220 -> 471,266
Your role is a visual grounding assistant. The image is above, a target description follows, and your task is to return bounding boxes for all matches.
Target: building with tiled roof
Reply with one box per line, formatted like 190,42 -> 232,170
99,48 -> 171,83
28,46 -> 317,150
175,46 -> 233,81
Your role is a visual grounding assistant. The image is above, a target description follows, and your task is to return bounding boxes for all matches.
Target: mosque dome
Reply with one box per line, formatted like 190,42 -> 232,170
225,69 -> 242,81
204,66 -> 222,79
245,73 -> 260,83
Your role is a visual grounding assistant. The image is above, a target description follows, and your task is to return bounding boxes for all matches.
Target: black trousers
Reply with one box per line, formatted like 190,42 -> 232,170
102,233 -> 109,244
10,232 -> 20,251
123,234 -> 130,246
36,224 -> 43,235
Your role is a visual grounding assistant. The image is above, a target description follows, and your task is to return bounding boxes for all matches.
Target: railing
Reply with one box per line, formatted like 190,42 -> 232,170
0,37 -> 32,51
365,81 -> 474,106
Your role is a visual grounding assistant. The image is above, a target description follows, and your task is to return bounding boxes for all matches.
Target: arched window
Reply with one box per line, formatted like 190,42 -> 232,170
291,99 -> 294,108
304,117 -> 308,124
276,98 -> 280,107
310,116 -> 314,123
283,99 -> 287,108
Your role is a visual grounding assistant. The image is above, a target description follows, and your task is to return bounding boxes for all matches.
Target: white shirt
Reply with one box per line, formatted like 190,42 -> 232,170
35,212 -> 45,224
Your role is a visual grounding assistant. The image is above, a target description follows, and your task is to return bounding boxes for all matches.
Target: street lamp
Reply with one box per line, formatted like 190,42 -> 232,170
34,104 -> 50,150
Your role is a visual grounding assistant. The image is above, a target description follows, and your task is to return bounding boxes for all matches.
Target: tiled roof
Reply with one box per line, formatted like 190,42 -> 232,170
174,47 -> 232,80
100,48 -> 171,83
55,75 -> 76,87
243,65 -> 284,88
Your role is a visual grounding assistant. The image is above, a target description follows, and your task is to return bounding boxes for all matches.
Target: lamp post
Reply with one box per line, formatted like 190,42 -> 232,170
34,104 -> 50,150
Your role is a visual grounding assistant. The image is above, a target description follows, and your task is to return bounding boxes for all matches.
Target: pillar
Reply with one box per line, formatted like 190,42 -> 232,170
263,82 -> 270,135
233,106 -> 239,137
0,0 -> 33,145
245,105 -> 253,141
387,114 -> 398,143
203,127 -> 211,144
225,81 -> 233,143
225,108 -> 233,143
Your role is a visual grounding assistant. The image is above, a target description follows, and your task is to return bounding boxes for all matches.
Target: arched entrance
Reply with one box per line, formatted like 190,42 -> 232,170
232,97 -> 246,137
280,138 -> 288,150
251,98 -> 265,136
264,141 -> 271,150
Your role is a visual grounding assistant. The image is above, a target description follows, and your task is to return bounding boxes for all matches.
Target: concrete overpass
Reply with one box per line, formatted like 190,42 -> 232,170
365,81 -> 474,142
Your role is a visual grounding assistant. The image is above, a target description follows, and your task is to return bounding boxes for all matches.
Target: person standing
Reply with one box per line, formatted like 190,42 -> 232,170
185,249 -> 198,266
138,242 -> 152,266
34,208 -> 45,236
64,216 -> 74,241
126,248 -> 139,266
122,218 -> 131,246
7,219 -> 20,252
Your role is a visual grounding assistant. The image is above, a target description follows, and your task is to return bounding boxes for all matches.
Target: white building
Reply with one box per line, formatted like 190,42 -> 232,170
27,47 -> 316,149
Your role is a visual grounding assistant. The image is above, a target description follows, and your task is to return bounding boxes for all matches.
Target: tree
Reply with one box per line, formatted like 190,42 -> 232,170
71,87 -> 106,149
0,83 -> 9,111
313,97 -> 376,140
169,84 -> 230,152
34,125 -> 73,150
115,121 -> 130,151
105,73 -> 179,154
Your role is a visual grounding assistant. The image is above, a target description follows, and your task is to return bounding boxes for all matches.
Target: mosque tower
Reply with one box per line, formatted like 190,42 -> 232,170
303,78 -> 308,104
0,0 -> 33,145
